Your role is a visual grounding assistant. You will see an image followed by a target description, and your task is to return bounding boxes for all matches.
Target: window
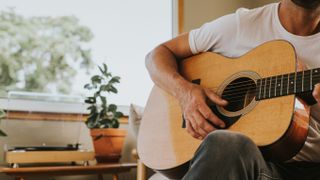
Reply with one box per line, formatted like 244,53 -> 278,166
0,0 -> 173,106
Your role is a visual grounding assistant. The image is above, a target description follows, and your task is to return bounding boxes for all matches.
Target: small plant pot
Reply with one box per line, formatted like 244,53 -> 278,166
90,128 -> 127,163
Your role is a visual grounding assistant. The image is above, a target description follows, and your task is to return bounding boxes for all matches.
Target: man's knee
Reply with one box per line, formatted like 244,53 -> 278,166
201,130 -> 258,156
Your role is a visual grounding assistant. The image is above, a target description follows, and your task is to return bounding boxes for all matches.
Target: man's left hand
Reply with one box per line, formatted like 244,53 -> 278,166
313,84 -> 320,102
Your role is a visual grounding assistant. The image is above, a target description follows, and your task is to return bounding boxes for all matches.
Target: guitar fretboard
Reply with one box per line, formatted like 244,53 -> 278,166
255,68 -> 320,100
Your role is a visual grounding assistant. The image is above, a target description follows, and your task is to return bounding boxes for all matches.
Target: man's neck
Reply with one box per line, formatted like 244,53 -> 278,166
279,0 -> 320,36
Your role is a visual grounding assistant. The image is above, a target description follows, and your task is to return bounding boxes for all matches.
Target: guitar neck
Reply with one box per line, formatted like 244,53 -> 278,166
256,68 -> 320,100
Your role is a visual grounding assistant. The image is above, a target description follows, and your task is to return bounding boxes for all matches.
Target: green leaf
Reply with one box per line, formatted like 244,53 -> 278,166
85,97 -> 96,104
109,76 -> 120,84
100,108 -> 107,117
99,118 -> 113,128
0,109 -> 6,136
86,121 -> 96,129
86,112 -> 101,129
100,84 -> 110,92
91,75 -> 102,84
104,72 -> 112,78
109,86 -> 118,94
0,109 -> 5,119
87,105 -> 95,110
100,118 -> 112,124
87,112 -> 98,123
0,129 -> 7,137
114,111 -> 124,118
94,92 -> 100,98
87,106 -> 97,115
103,63 -> 108,73
84,83 -> 91,90
108,104 -> 117,112
112,119 -> 120,128
99,63 -> 109,77
98,66 -> 105,75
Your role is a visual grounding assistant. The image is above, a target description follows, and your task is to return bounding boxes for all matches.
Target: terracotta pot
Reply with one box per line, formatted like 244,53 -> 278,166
90,128 -> 127,163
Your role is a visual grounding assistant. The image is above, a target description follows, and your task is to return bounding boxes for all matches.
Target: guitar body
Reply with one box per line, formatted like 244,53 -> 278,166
138,40 -> 310,179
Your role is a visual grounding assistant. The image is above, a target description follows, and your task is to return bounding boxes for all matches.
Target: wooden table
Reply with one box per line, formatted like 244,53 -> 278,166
0,163 -> 137,180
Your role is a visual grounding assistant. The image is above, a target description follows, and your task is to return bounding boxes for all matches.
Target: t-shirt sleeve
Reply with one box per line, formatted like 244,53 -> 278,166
188,13 -> 239,54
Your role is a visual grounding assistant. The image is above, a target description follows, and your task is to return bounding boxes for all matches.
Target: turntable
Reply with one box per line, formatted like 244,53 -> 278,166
2,92 -> 95,168
5,144 -> 95,168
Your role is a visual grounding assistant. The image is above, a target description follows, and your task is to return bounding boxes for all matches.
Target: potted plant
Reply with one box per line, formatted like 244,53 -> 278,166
0,109 -> 7,136
84,63 -> 126,163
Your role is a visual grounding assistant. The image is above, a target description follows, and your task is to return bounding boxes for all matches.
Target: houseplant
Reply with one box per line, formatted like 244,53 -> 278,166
0,109 -> 7,136
84,63 -> 126,163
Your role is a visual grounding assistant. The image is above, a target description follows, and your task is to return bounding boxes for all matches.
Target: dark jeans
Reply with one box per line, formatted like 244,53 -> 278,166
182,130 -> 320,180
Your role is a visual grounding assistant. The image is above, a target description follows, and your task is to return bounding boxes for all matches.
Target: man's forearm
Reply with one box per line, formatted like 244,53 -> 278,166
145,45 -> 191,99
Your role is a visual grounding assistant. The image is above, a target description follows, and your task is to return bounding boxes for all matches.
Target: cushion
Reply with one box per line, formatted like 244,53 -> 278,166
128,103 -> 144,137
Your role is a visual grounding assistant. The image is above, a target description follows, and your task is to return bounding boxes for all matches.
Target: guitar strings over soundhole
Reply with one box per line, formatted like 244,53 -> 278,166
222,77 -> 256,112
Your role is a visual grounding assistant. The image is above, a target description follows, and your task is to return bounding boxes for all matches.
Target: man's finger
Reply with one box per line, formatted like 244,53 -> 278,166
189,114 -> 207,139
185,113 -> 204,139
313,84 -> 320,102
198,105 -> 225,128
186,120 -> 202,139
204,89 -> 228,106
193,110 -> 216,133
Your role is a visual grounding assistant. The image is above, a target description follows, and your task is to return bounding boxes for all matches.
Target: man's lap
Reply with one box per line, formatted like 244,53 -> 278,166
183,130 -> 320,180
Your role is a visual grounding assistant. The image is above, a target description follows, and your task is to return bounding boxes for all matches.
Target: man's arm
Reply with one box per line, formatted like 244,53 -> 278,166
145,33 -> 227,140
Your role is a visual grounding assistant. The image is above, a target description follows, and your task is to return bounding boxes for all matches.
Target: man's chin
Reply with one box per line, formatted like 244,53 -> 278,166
291,0 -> 320,9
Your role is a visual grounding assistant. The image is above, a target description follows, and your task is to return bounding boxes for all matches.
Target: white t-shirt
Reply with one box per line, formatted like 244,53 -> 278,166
189,2 -> 320,162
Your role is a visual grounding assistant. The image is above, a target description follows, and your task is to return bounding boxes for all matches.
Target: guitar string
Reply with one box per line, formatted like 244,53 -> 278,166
216,85 -> 309,103
208,73 -> 320,93
208,78 -> 319,101
215,91 -> 292,103
219,80 -> 314,102
208,75 -> 320,97
209,75 -> 320,102
204,68 -> 319,90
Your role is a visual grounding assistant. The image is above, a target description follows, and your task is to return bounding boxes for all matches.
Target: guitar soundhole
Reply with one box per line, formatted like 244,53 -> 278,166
222,77 -> 256,112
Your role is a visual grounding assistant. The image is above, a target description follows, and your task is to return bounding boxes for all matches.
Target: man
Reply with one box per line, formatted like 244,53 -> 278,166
145,0 -> 320,179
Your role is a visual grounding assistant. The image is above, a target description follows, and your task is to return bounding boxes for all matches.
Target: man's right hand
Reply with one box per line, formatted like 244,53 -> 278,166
177,83 -> 228,140
145,33 -> 227,140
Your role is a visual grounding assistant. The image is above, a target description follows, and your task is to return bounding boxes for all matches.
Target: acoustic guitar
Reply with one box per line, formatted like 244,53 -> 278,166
138,40 -> 315,179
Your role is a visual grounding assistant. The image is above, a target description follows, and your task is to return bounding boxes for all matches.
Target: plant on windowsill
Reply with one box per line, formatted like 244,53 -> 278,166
84,63 -> 127,163
0,109 -> 7,136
